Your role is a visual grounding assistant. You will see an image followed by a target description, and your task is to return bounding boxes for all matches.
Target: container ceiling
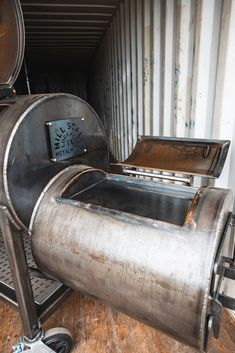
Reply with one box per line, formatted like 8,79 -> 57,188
20,0 -> 121,71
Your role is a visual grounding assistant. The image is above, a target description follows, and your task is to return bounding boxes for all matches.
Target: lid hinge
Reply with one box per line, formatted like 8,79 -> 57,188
0,88 -> 16,100
122,168 -> 193,186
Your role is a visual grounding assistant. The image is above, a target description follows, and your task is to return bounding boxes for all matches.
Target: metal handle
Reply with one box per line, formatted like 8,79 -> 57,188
217,256 -> 235,312
217,214 -> 235,311
231,213 -> 235,261
208,213 -> 235,339
218,293 -> 235,311
218,241 -> 235,312
122,168 -> 192,185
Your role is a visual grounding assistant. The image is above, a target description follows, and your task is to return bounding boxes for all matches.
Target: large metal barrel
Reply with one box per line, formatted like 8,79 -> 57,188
30,164 -> 233,351
0,94 -> 108,229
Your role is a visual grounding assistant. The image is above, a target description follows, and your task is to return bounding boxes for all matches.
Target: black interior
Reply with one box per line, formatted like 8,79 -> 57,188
64,171 -> 194,226
16,0 -> 121,101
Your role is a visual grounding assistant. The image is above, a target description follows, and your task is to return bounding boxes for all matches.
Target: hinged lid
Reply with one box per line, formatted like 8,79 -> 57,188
0,0 -> 25,89
115,136 -> 230,178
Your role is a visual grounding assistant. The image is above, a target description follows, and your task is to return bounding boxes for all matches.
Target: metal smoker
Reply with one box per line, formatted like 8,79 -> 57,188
0,1 -> 235,352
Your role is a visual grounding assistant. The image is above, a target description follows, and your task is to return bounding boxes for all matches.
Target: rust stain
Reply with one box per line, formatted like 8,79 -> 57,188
188,300 -> 193,308
158,281 -> 173,291
184,188 -> 203,225
89,253 -> 108,264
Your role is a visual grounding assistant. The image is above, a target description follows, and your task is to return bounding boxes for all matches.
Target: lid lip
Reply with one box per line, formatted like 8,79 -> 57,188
138,135 -> 230,146
0,0 -> 25,89
117,135 -> 231,179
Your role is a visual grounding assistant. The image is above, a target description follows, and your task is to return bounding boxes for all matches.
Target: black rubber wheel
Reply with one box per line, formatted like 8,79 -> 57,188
43,328 -> 73,353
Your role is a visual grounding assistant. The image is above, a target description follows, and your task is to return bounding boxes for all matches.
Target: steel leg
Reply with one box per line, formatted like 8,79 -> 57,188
0,205 -> 41,339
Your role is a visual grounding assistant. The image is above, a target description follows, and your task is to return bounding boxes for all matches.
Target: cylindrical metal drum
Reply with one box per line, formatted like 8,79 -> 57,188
30,165 -> 233,351
0,94 -> 108,229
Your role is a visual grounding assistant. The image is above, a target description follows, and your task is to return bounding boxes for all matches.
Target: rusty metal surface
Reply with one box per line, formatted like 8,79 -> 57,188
30,165 -> 232,351
115,136 -> 230,178
0,94 -> 108,229
0,0 -> 25,89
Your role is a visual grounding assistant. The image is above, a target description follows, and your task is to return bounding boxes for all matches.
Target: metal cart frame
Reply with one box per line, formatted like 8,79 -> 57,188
0,205 -> 73,352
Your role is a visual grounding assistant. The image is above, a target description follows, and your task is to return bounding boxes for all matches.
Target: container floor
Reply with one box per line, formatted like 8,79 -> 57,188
0,292 -> 234,353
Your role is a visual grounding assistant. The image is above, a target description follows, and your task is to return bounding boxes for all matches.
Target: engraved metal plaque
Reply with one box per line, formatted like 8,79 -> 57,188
46,118 -> 87,161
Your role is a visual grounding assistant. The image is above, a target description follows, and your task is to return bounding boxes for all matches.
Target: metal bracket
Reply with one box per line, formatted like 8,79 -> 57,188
207,297 -> 223,338
12,332 -> 56,353
207,213 -> 235,341
122,168 -> 193,185
221,263 -> 235,280
23,341 -> 56,353
231,213 -> 235,227
218,293 -> 235,311
216,254 -> 235,312
28,267 -> 52,280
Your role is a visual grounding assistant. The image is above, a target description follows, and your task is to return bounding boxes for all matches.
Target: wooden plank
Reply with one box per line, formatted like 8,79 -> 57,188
0,292 -> 234,352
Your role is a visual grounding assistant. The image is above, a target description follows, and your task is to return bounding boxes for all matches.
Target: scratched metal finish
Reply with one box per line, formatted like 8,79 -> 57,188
0,94 -> 108,229
30,165 -> 232,351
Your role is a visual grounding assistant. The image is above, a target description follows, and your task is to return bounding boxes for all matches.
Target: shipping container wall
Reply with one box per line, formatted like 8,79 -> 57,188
30,71 -> 87,100
88,0 -> 235,306
88,0 -> 235,192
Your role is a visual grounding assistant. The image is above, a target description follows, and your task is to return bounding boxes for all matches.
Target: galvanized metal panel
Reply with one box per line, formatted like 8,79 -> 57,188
174,0 -> 195,137
162,0 -> 175,136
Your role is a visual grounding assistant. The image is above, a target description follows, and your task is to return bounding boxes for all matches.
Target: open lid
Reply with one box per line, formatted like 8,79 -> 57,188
0,0 -> 25,89
115,136 -> 230,178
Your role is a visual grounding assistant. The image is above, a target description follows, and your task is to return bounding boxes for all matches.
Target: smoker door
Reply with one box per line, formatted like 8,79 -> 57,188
0,0 -> 25,90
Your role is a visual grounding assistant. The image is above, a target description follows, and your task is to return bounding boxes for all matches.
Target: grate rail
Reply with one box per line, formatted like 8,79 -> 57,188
0,231 -> 62,305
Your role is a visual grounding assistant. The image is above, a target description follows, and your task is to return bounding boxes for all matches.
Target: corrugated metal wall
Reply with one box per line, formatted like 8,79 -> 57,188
21,0 -> 121,71
88,0 -> 235,188
88,0 -> 235,310
29,71 -> 87,99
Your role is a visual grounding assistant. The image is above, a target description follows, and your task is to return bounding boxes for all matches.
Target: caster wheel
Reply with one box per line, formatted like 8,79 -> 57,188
43,327 -> 73,353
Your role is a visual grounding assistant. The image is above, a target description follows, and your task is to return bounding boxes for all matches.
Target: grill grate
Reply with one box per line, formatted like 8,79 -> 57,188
0,231 -> 62,305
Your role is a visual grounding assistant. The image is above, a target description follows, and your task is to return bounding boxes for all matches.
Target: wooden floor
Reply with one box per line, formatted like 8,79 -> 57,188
0,292 -> 234,353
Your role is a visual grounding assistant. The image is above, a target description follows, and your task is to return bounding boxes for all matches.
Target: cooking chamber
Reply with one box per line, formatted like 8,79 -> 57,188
62,169 -> 195,226
30,164 -> 233,351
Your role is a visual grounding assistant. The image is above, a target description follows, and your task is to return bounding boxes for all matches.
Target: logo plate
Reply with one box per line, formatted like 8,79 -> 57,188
47,118 -> 87,161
